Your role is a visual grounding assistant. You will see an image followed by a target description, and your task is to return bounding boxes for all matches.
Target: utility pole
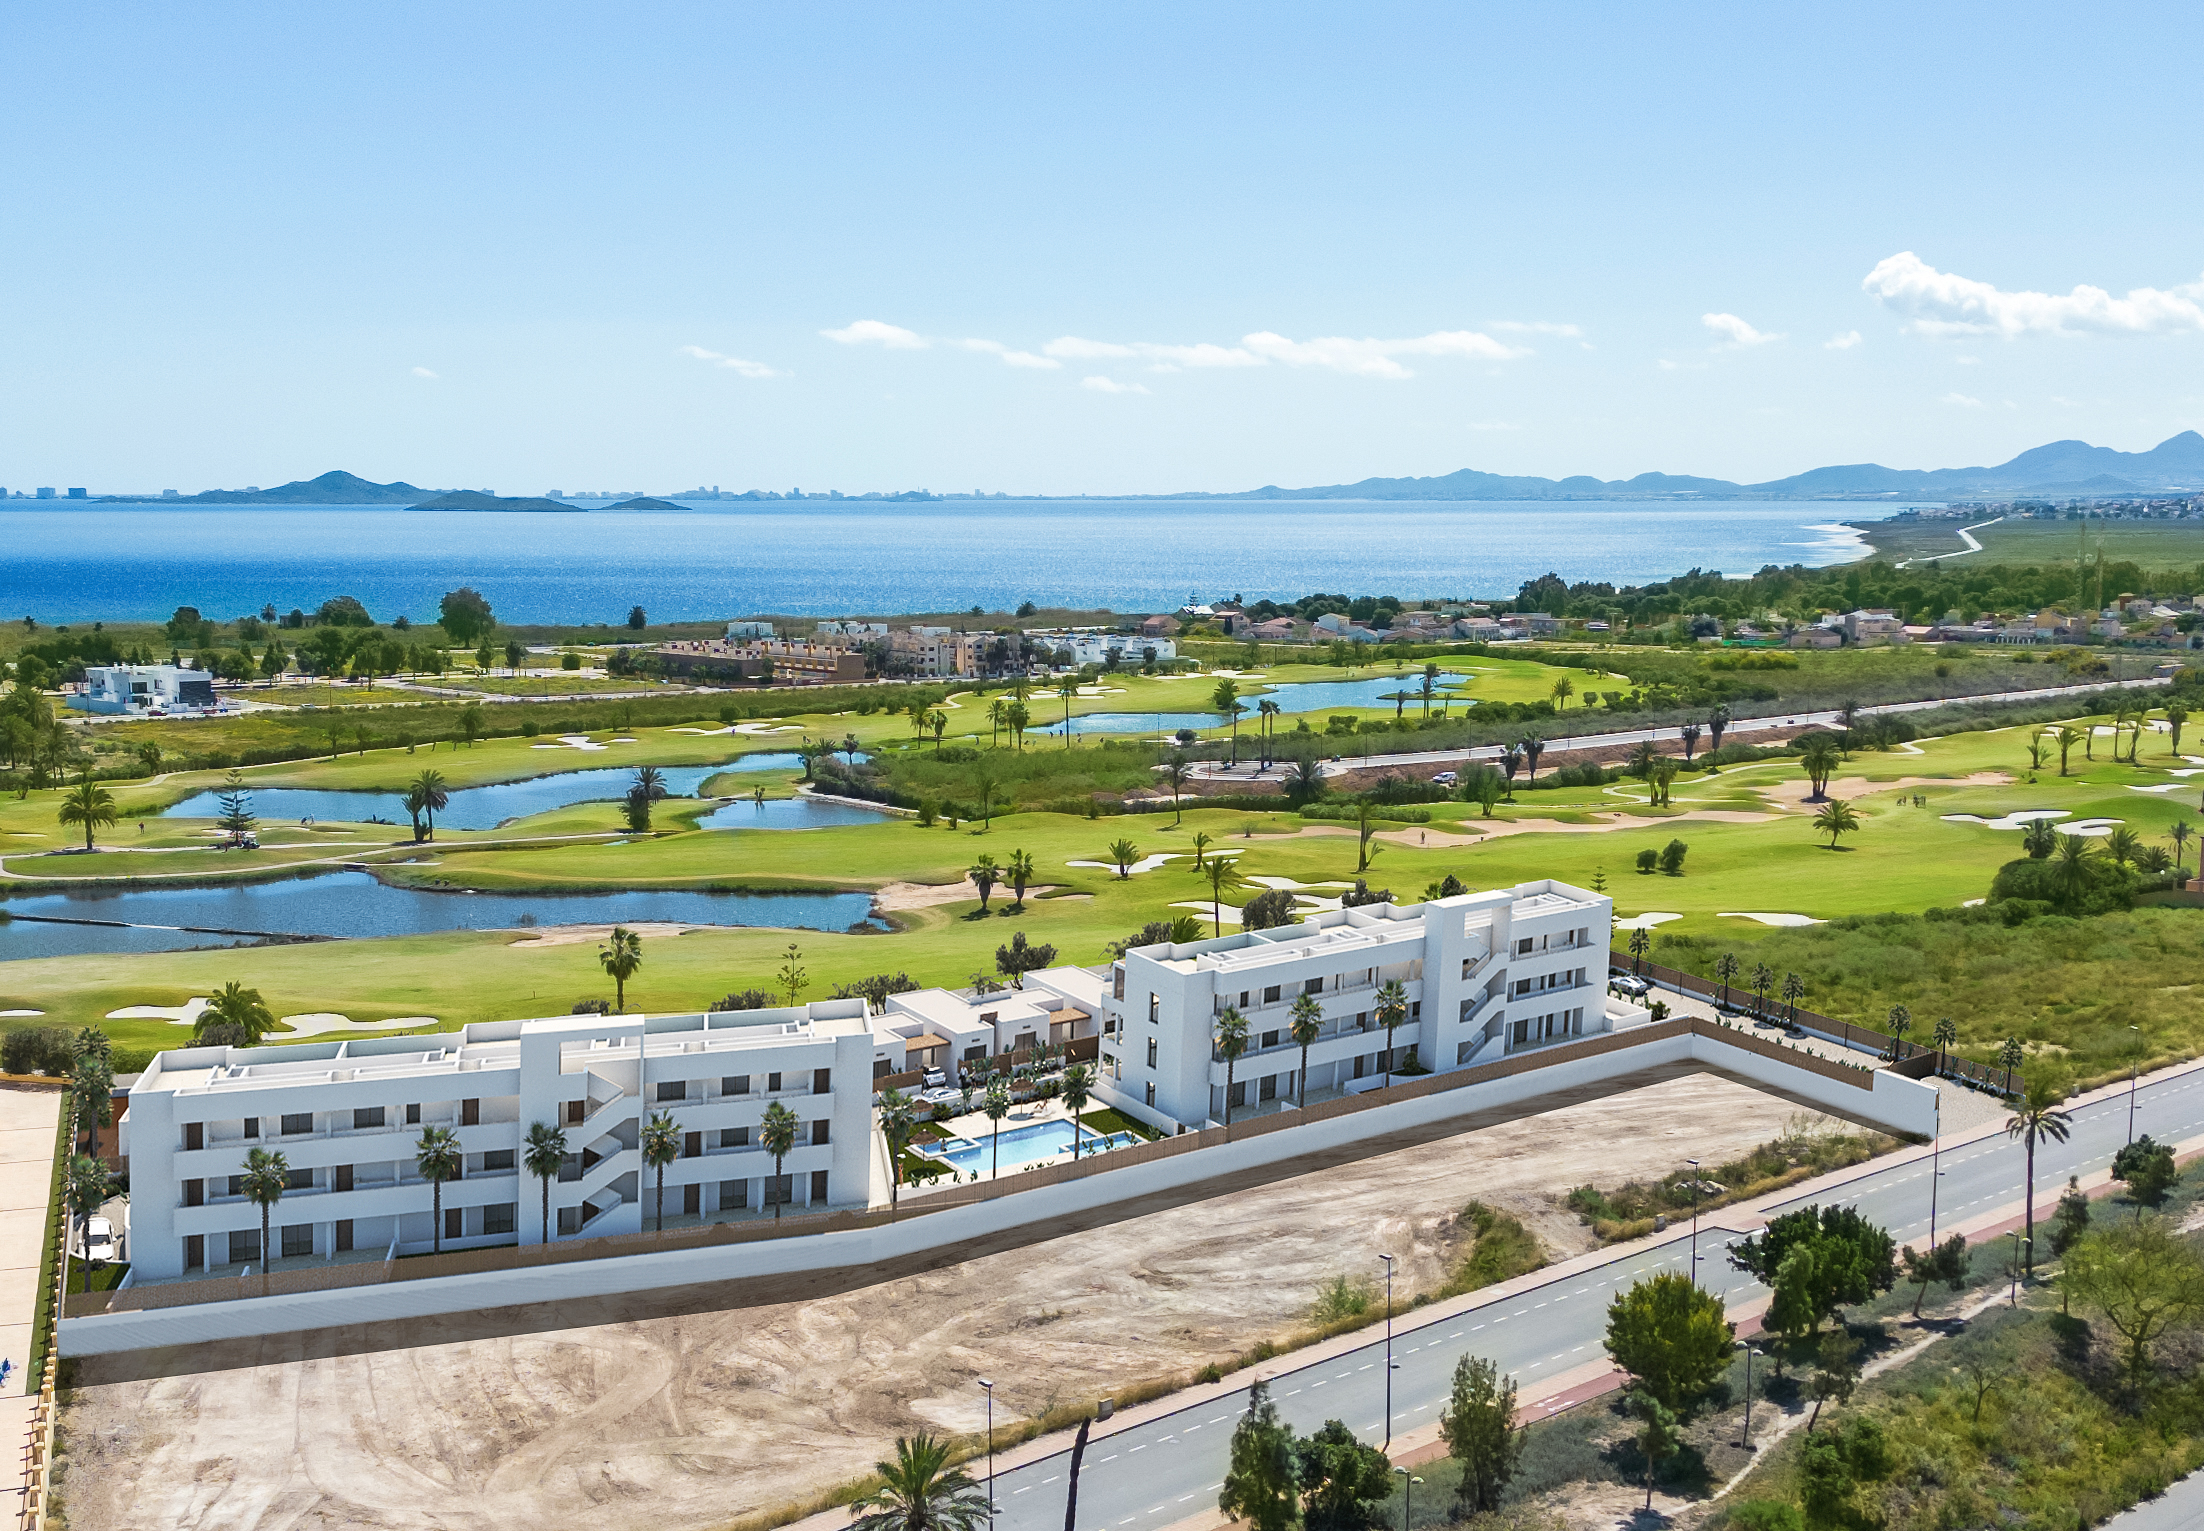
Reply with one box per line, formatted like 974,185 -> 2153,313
1379,1252 -> 1397,1451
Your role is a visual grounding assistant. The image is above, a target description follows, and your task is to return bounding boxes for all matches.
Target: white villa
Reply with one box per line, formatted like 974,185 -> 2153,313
70,663 -> 219,715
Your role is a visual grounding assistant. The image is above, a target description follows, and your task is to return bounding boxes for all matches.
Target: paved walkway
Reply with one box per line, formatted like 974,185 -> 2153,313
1,1085 -> 61,1527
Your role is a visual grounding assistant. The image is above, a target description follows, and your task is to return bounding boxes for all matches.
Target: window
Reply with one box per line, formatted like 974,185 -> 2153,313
765,1174 -> 793,1207
1515,937 -> 1533,956
723,1075 -> 750,1097
767,1072 -> 783,1094
1261,1030 -> 1279,1049
406,1103 -> 421,1125
721,1179 -> 748,1210
811,1120 -> 830,1146
558,1206 -> 582,1235
243,1117 -> 260,1139
1148,993 -> 1160,1022
230,1228 -> 261,1263
1145,1038 -> 1158,1069
963,1044 -> 987,1062
183,1122 -> 203,1151
335,1220 -> 354,1253
483,1203 -> 517,1236
684,1184 -> 701,1215
281,1112 -> 313,1136
1228,1081 -> 1246,1108
185,1234 -> 204,1270
461,1098 -> 480,1126
282,1224 -> 314,1258
482,1149 -> 515,1172
226,1175 -> 243,1197
813,1068 -> 832,1094
810,1169 -> 829,1203
445,1207 -> 463,1240
353,1107 -> 384,1130
684,1132 -> 702,1158
1410,1002 -> 1420,1021
1303,978 -> 1323,996
721,1126 -> 750,1148
1113,965 -> 1126,1000
1237,991 -> 1249,1010
283,1167 -> 313,1191
334,1164 -> 353,1193
566,1099 -> 586,1124
1263,985 -> 1281,1005
1259,1076 -> 1277,1101
656,1081 -> 686,1102
1144,1082 -> 1155,1107
184,1178 -> 204,1207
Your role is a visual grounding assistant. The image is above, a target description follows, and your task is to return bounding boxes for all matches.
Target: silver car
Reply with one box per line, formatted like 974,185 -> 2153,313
82,1215 -> 119,1266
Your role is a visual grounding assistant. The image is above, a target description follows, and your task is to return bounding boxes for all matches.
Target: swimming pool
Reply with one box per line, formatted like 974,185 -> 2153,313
919,1118 -> 1141,1174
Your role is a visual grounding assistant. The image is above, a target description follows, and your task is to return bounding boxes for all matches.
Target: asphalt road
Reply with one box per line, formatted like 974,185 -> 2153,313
1187,673 -> 2171,781
987,1059 -> 2204,1531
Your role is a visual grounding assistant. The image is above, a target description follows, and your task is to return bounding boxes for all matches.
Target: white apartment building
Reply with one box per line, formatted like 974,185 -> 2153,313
124,1005 -> 887,1282
70,663 -> 219,715
1093,881 -> 1630,1129
1023,629 -> 1179,667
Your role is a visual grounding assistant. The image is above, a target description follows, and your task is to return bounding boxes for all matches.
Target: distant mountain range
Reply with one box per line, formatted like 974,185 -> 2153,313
77,433 -> 2204,506
1217,432 -> 2204,502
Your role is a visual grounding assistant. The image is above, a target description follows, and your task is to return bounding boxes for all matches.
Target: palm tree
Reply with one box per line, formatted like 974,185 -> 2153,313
1799,736 -> 1841,800
1375,979 -> 1410,1083
408,769 -> 450,839
1549,676 -> 1574,710
1999,1036 -> 2025,1094
239,1145 -> 289,1281
56,774 -> 118,851
2168,704 -> 2189,757
760,1100 -> 800,1219
415,1125 -> 462,1253
197,980 -> 277,1044
1812,798 -> 1861,848
598,926 -> 643,1011
2051,833 -> 2097,910
1204,856 -> 1234,935
1107,837 -> 1139,878
930,710 -> 948,752
2022,817 -> 2060,859
1782,971 -> 1805,1023
1216,1007 -> 1249,1129
1211,679 -> 1242,764
1713,951 -> 1740,1010
1499,746 -> 1521,798
1627,926 -> 1651,974
1162,752 -> 1191,825
1005,701 -> 1029,751
523,1121 -> 569,1245
1191,830 -> 1213,869
1519,735 -> 1545,786
1885,1004 -> 1912,1060
988,697 -> 1007,749
846,1434 -> 992,1531
982,1081 -> 1012,1179
1933,1016 -> 1957,1075
402,782 -> 432,843
969,853 -> 999,913
2005,1071 -> 2073,1275
877,1087 -> 919,1216
640,1110 -> 680,1233
1751,962 -> 1774,1018
64,1154 -> 114,1293
2104,825 -> 2142,868
2170,819 -> 2195,875
1422,664 -> 1443,718
1057,674 -> 1078,746
1257,698 -> 1281,765
1006,849 -> 1035,911
2052,724 -> 2083,775
1289,992 -> 1323,1106
1062,1063 -> 1093,1157
1680,723 -> 1701,764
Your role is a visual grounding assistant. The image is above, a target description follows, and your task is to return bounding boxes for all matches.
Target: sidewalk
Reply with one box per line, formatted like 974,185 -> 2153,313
1,1085 -> 62,1528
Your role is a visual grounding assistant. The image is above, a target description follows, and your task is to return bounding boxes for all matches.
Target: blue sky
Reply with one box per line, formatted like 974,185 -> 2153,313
6,2 -> 2203,495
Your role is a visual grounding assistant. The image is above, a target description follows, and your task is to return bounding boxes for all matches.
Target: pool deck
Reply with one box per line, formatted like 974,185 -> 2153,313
913,1099 -> 1142,1184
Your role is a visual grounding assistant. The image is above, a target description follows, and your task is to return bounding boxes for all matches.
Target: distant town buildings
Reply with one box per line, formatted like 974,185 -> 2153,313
655,639 -> 866,686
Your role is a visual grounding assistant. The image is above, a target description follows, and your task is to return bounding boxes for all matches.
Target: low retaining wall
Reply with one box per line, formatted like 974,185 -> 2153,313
56,1018 -> 1932,1356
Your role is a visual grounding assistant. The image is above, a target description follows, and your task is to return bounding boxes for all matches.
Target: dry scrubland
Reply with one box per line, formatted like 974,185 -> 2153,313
57,1071 -> 1808,1531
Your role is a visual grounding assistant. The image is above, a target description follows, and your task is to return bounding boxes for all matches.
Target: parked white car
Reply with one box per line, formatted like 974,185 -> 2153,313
1609,975 -> 1650,998
1431,771 -> 1458,786
81,1215 -> 119,1266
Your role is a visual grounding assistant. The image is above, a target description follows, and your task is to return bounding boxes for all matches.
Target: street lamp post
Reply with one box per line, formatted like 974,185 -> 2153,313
1686,1159 -> 1701,1288
1394,1468 -> 1421,1531
1928,1090 -> 1942,1246
2129,1024 -> 2143,1145
1379,1252 -> 1397,1451
1737,1342 -> 1762,1449
979,1378 -> 996,1527
2007,1233 -> 2021,1306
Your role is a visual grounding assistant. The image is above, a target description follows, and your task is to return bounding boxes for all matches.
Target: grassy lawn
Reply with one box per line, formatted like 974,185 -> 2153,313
1859,513 -> 2204,569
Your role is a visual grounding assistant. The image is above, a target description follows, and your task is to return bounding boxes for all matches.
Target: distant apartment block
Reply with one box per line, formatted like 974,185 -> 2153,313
1023,629 -> 1177,667
655,639 -> 866,685
70,663 -> 219,715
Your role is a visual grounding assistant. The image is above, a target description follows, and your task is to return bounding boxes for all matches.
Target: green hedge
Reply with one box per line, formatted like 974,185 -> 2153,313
28,1095 -> 69,1392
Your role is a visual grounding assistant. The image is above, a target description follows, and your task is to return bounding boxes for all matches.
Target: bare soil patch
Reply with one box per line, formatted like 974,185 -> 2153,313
63,1073 -> 1824,1531
1758,770 -> 2011,807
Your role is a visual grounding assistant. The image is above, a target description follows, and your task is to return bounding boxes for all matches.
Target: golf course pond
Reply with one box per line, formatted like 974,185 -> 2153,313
1040,673 -> 1474,737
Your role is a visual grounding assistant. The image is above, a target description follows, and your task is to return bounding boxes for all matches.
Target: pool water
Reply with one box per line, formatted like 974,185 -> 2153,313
920,1118 -> 1141,1174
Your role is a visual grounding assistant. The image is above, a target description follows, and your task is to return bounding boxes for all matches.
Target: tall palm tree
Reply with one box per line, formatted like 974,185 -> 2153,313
968,853 -> 1000,912
1885,1004 -> 1912,1060
197,980 -> 277,1044
1057,674 -> 1078,746
2170,818 -> 2195,875
1812,798 -> 1861,848
640,1110 -> 680,1233
1205,855 -> 1234,935
523,1121 -> 569,1245
1191,831 -> 1213,870
1375,978 -> 1410,1084
1999,1036 -> 2025,1094
877,1088 -> 919,1215
1216,1006 -> 1249,1129
1751,963 -> 1774,1018
760,1100 -> 800,1219
599,926 -> 643,1011
1782,971 -> 1805,1023
1713,952 -> 1740,1009
1107,837 -> 1139,878
1212,680 -> 1242,764
1799,735 -> 1841,800
1005,848 -> 1035,911
2168,704 -> 2190,757
2052,724 -> 2083,775
846,1434 -> 992,1531
982,1081 -> 1011,1179
1932,1016 -> 1957,1075
2051,833 -> 2097,910
1627,927 -> 1651,974
56,774 -> 118,851
415,1125 -> 462,1253
407,768 -> 450,839
1062,1063 -> 1093,1158
1519,735 -> 1545,786
239,1145 -> 289,1280
1162,752 -> 1191,825
988,697 -> 1007,749
1257,698 -> 1281,765
1421,664 -> 1442,719
1289,992 -> 1323,1106
2005,1071 -> 2073,1275
2103,825 -> 2142,868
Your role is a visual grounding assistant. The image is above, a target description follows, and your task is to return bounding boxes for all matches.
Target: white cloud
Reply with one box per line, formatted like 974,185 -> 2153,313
1490,320 -> 1583,337
821,319 -> 928,349
1941,392 -> 1984,408
1046,336 -> 1265,369
680,344 -> 784,379
960,338 -> 1060,370
1823,331 -> 1863,351
1081,376 -> 1148,395
1466,421 -> 1522,431
411,366 -> 438,379
1863,251 -> 2204,337
1702,313 -> 1784,348
1240,329 -> 1528,378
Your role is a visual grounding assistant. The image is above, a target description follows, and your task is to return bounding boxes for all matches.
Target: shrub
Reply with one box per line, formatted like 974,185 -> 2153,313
571,998 -> 612,1015
1659,839 -> 1688,876
1636,848 -> 1658,874
1310,1273 -> 1375,1322
1241,887 -> 1300,930
2,1027 -> 74,1076
713,990 -> 776,1011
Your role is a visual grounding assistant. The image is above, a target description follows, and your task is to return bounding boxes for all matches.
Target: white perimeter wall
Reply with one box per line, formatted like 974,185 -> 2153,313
60,1027 -> 1931,1356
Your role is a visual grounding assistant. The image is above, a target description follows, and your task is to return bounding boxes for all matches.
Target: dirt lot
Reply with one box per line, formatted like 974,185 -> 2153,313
61,1070 -> 1828,1531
